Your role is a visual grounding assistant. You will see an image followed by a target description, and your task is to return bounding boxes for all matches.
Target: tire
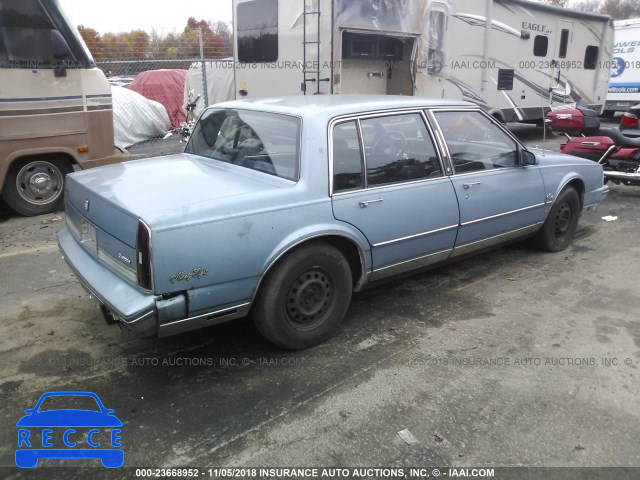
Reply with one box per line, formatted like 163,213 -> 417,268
252,242 -> 353,350
600,110 -> 615,119
534,187 -> 580,252
2,156 -> 73,216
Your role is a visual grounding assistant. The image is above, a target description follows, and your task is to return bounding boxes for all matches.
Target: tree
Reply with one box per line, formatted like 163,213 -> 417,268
540,0 -> 569,7
601,0 -> 640,19
569,0 -> 601,13
77,25 -> 104,59
76,16 -> 232,61
211,20 -> 233,58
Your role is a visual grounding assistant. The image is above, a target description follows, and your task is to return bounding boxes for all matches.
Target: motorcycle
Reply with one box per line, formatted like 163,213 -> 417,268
178,91 -> 201,143
546,101 -> 640,186
163,90 -> 202,143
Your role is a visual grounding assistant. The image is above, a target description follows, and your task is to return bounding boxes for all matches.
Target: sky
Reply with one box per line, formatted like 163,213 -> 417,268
59,0 -> 233,34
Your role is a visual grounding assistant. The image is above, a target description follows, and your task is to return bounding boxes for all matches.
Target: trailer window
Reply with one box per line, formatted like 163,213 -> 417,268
427,9 -> 446,73
237,0 -> 278,63
533,36 -> 548,57
559,29 -> 570,59
0,0 -> 75,66
584,45 -> 598,70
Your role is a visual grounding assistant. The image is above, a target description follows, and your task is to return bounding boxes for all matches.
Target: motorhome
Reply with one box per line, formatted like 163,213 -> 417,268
604,18 -> 640,115
232,0 -> 614,123
0,0 -> 128,216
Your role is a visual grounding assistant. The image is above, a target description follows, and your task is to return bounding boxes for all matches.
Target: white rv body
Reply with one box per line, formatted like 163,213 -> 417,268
604,18 -> 640,114
232,0 -> 614,122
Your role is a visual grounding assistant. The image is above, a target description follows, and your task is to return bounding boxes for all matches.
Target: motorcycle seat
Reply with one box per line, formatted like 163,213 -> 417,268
577,107 -> 599,117
601,127 -> 640,148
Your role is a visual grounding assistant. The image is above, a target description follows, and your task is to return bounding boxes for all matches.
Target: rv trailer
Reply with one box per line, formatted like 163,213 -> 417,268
604,18 -> 640,115
232,0 -> 614,122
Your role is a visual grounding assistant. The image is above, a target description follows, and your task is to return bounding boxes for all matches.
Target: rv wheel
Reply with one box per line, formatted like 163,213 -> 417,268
2,156 -> 73,217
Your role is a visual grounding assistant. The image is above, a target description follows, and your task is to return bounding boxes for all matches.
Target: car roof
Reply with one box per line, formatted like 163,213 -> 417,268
213,95 -> 475,121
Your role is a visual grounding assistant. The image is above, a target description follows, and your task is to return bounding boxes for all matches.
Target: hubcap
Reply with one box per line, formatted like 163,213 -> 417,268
16,161 -> 64,205
554,202 -> 572,238
286,269 -> 333,329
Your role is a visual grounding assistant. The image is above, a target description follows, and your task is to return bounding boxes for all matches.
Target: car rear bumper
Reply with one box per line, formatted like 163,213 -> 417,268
57,228 -> 186,337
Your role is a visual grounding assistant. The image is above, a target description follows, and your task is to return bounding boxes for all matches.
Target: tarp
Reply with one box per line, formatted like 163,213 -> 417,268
334,0 -> 420,33
112,86 -> 171,149
185,59 -> 235,117
129,69 -> 188,128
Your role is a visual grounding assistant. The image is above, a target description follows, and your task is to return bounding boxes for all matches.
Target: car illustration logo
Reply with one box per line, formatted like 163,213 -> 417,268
15,391 -> 123,468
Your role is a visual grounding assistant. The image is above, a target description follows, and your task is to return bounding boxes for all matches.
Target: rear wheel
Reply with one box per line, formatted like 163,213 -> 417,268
252,242 -> 352,350
2,156 -> 73,216
534,187 -> 580,252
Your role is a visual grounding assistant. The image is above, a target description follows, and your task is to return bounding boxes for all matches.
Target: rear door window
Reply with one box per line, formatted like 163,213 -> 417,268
360,113 -> 443,187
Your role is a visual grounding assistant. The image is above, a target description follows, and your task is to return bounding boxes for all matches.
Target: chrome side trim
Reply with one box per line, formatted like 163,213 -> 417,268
158,302 -> 251,337
373,224 -> 458,247
356,118 -> 367,189
124,309 -> 156,326
461,203 -> 545,226
371,248 -> 452,281
332,175 -> 452,197
452,223 -> 542,257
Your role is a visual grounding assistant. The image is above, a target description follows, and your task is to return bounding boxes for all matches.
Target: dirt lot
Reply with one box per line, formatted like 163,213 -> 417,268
0,123 -> 638,479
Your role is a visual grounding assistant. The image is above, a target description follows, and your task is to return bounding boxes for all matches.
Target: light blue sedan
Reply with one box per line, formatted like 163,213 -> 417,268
57,96 -> 608,349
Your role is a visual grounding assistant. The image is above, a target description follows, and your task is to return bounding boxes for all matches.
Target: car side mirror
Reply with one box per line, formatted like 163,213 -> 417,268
24,409 -> 34,414
520,149 -> 537,166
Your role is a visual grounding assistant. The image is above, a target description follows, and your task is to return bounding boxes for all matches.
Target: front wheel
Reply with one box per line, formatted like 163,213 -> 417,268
2,156 -> 73,216
534,187 -> 580,252
252,242 -> 353,350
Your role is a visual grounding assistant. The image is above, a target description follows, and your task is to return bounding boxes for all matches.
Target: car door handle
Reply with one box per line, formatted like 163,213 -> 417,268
463,182 -> 482,190
359,198 -> 384,208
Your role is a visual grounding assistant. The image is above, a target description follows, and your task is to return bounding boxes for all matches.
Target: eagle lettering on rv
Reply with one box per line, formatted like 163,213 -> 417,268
522,22 -> 551,34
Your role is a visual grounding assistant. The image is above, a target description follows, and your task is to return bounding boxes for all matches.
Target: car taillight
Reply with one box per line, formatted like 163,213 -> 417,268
620,112 -> 639,129
136,220 -> 153,291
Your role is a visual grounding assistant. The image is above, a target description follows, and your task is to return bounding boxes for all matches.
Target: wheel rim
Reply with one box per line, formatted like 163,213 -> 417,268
285,268 -> 334,330
15,161 -> 64,206
554,202 -> 572,238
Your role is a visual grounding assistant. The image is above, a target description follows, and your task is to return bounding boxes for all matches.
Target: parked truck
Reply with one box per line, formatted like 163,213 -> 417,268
603,18 -> 640,116
0,0 -> 128,216
232,0 -> 614,123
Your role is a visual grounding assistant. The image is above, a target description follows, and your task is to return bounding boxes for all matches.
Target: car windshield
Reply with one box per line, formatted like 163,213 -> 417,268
185,108 -> 301,181
37,395 -> 101,412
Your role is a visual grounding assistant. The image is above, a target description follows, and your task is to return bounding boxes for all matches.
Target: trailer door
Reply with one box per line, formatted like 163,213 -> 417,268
551,20 -> 574,103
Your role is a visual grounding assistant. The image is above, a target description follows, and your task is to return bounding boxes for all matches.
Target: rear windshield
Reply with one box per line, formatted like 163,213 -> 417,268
185,109 -> 301,181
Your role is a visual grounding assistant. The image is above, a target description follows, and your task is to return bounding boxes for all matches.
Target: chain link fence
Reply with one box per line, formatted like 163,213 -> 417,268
85,27 -> 235,158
